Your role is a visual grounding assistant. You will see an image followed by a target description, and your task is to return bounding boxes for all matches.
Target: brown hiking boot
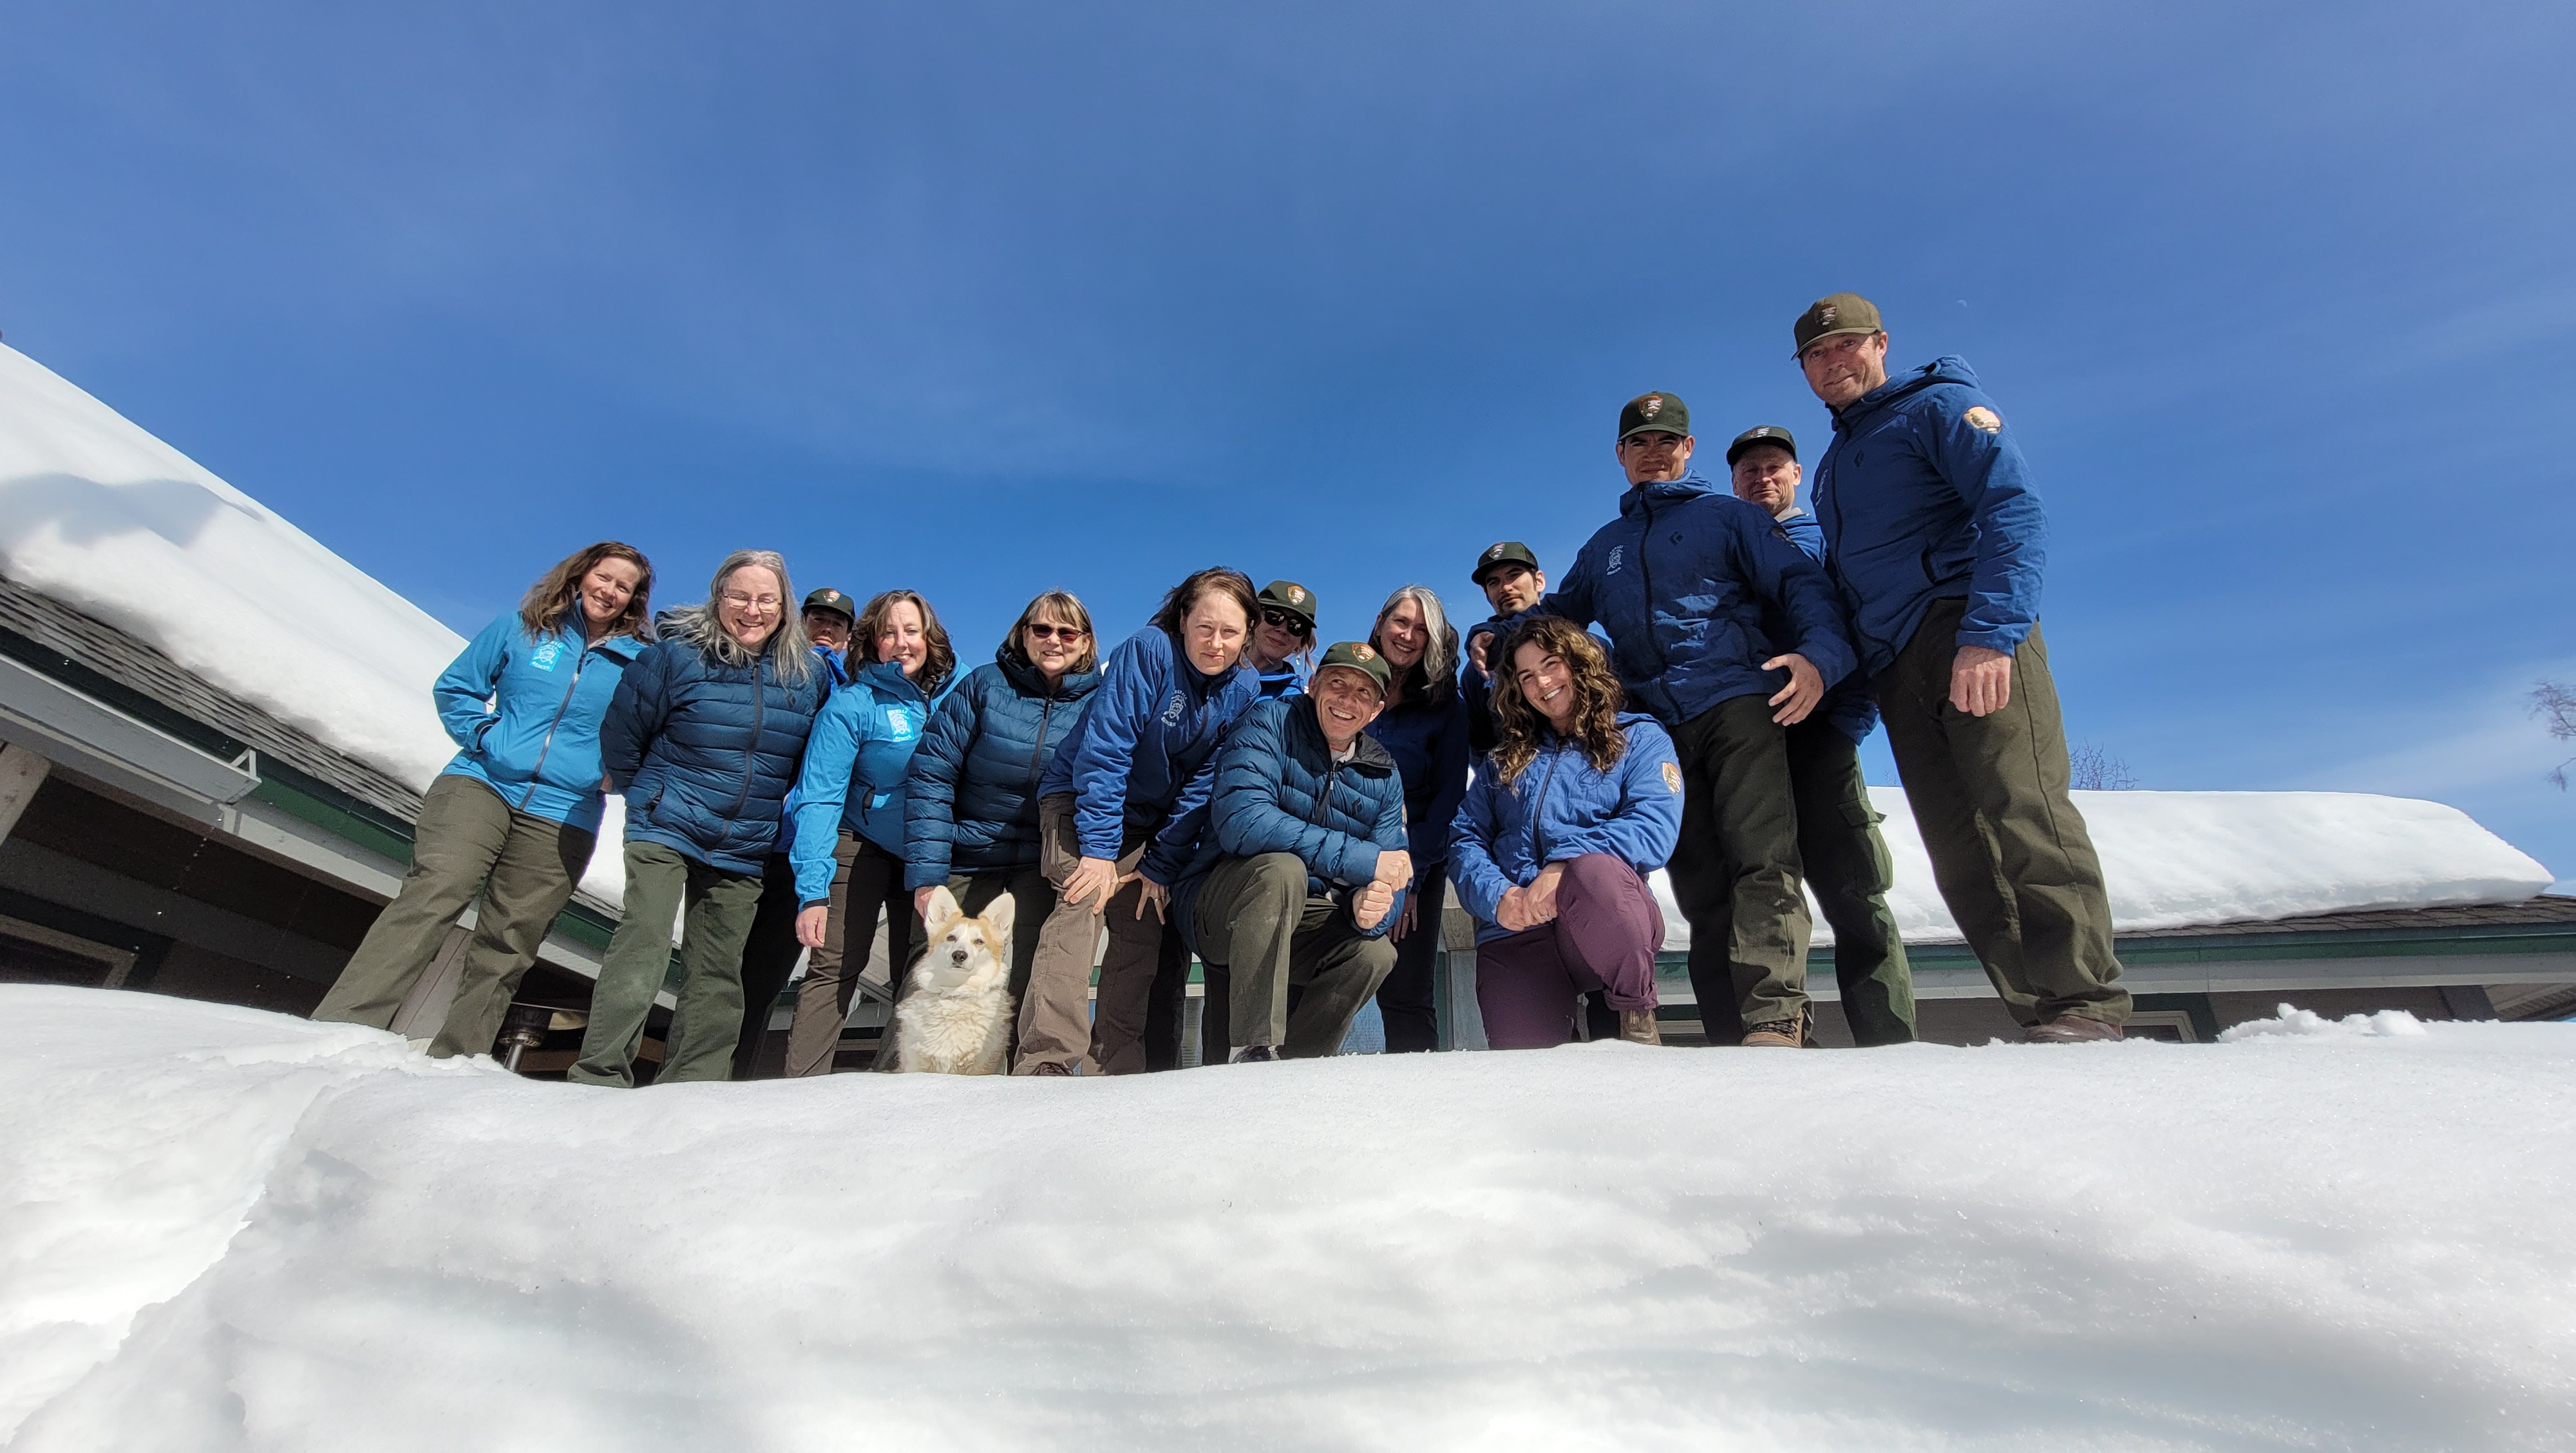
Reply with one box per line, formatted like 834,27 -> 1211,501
2023,1016 -> 2123,1043
1740,1017 -> 1803,1049
1618,1009 -> 1662,1046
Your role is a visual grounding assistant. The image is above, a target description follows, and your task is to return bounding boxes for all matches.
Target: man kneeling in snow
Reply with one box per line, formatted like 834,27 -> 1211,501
1173,643 -> 1414,1063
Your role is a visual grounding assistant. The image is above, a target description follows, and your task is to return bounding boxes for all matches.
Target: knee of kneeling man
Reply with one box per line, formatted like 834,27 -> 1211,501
1246,852 -> 1309,888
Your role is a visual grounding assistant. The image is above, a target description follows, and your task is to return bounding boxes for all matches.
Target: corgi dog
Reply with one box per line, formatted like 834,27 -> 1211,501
893,886 -> 1017,1075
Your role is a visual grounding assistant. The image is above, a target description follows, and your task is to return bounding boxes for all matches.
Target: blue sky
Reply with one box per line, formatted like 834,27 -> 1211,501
8,0 -> 2573,884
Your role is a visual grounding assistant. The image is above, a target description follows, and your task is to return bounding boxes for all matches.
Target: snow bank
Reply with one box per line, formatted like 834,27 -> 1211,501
5,985 -> 2573,1450
1654,788 -> 2556,949
0,345 -> 631,904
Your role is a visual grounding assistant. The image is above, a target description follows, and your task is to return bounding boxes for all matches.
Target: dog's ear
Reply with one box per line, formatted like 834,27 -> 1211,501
923,886 -> 961,931
981,891 -> 1016,940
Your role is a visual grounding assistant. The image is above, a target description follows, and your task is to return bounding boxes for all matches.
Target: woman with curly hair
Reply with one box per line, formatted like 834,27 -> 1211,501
1448,615 -> 1684,1049
782,589 -> 960,1076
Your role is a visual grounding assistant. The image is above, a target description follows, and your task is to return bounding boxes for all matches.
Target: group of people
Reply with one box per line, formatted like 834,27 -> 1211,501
312,290 -> 2133,1082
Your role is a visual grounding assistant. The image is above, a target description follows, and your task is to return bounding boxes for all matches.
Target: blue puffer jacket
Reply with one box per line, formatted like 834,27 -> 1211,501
1449,714 -> 1683,945
1365,683 -> 1472,866
1542,477 -> 1857,728
434,613 -> 645,832
1776,510 -> 1880,746
1173,695 -> 1410,953
1814,356 -> 2047,677
902,648 -> 1101,890
788,660 -> 953,902
1038,625 -> 1260,884
601,634 -> 830,875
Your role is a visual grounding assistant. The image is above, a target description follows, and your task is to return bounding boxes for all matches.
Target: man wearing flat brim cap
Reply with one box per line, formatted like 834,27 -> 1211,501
1169,641 -> 1412,1062
1461,542 -> 1548,756
1726,424 -> 1917,1048
1795,290 -> 2130,1043
1533,389 -> 1862,1049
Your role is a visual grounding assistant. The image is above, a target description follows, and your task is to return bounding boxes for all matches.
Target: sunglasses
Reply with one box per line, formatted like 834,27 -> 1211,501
1023,622 -> 1088,641
1260,608 -> 1312,632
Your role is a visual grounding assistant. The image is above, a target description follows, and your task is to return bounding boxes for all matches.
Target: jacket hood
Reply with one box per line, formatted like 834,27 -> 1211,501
1838,356 -> 1979,428
855,658 -> 929,702
1618,473 -> 1721,517
1287,694 -> 1396,774
996,644 -> 1101,701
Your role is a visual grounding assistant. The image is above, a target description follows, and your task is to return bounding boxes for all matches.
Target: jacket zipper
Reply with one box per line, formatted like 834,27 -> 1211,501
720,658 -> 766,834
1023,694 -> 1056,792
1528,741 -> 1564,866
516,634 -> 589,811
1634,497 -> 1669,676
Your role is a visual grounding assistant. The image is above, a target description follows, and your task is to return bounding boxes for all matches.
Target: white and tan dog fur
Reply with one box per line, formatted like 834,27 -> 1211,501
894,886 -> 1017,1075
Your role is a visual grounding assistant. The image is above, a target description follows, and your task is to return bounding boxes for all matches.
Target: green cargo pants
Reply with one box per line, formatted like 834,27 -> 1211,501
1785,717 -> 1917,1046
1667,692 -> 1811,1040
1873,599 -> 2129,1027
312,774 -> 594,1059
569,840 -> 766,1087
1194,852 -> 1396,1059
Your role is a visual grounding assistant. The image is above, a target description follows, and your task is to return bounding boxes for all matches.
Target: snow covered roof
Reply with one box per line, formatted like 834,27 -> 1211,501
0,343 -> 2553,933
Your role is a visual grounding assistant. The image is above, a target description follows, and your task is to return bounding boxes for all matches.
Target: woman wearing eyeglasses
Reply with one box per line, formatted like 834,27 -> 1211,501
569,549 -> 829,1087
896,591 -> 1102,1043
1250,579 -> 1319,698
781,589 -> 960,1075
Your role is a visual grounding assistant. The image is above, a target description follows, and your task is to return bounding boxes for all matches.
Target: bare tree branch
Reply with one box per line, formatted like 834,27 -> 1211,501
2534,681 -> 2576,790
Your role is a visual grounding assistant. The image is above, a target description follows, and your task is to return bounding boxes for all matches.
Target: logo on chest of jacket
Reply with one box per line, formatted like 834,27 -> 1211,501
1662,762 -> 1681,793
886,705 -> 914,741
531,640 -> 565,670
1161,691 -> 1187,725
1607,546 -> 1624,575
1964,406 -> 2003,433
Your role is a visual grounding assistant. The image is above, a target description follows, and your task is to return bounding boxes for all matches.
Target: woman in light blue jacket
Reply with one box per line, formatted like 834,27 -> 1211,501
313,542 -> 653,1058
780,589 -> 958,1076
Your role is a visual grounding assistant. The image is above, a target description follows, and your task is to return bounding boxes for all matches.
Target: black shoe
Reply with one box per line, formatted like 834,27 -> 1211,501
1027,1061 -> 1073,1077
2023,1016 -> 2123,1043
1228,1044 -> 1280,1063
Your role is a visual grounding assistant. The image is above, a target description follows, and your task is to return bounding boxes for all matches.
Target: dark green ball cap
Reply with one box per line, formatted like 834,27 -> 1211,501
1470,540 -> 1540,585
1314,640 -> 1392,696
1726,426 -> 1797,466
1618,390 -> 1690,442
801,588 -> 856,622
1257,580 -> 1318,631
1793,292 -> 1884,359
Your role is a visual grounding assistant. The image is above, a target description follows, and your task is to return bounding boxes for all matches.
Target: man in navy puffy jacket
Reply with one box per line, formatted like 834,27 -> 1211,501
1727,426 -> 1916,1047
1541,391 -> 1857,1049
1797,293 -> 2129,1040
1176,643 -> 1412,1062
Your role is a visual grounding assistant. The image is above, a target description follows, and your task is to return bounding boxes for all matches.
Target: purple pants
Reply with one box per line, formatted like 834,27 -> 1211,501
1474,854 -> 1667,1050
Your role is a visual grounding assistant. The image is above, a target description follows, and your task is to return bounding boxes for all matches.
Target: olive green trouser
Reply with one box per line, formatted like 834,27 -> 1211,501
312,774 -> 593,1059
1195,852 -> 1396,1058
1785,717 -> 1917,1047
1018,793 -> 1168,1076
1873,599 -> 2129,1027
568,840 -> 766,1087
1667,693 -> 1812,1039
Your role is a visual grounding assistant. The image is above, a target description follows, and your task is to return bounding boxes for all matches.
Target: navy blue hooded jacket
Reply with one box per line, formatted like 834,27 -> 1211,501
601,633 -> 830,875
1776,510 -> 1880,746
1813,357 -> 2047,678
902,647 -> 1101,890
1038,625 -> 1260,884
1365,682 -> 1471,867
1448,713 -> 1683,946
1541,477 -> 1857,729
1173,695 -> 1410,954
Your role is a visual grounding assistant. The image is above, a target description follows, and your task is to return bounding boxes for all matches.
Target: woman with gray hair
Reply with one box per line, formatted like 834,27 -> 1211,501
568,549 -> 831,1087
1361,584 -> 1472,1052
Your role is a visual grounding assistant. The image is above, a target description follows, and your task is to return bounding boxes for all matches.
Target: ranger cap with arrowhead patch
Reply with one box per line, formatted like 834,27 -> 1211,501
801,587 -> 857,622
1618,390 -> 1692,442
1794,292 -> 1885,359
1256,580 -> 1318,633
1314,640 -> 1392,696
1470,540 -> 1540,585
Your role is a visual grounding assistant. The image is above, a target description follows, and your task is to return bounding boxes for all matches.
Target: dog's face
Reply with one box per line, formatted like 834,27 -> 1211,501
917,886 -> 1014,992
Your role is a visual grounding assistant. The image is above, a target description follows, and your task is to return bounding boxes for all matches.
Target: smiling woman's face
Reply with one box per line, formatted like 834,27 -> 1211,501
1019,609 -> 1086,681
876,600 -> 929,677
716,565 -> 784,650
1513,641 -> 1577,731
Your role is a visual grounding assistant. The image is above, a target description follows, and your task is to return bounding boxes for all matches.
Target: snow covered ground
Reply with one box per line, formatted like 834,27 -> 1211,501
5,986 -> 2571,1450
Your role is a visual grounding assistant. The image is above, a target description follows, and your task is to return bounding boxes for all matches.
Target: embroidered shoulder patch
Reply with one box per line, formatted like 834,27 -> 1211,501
1963,406 -> 2003,433
1661,762 -> 1681,793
